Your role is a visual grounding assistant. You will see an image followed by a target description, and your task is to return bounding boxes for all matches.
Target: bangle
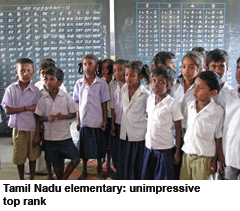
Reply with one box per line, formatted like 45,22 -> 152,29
24,106 -> 26,111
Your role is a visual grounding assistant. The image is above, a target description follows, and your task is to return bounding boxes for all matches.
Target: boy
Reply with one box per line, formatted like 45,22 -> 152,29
142,66 -> 183,180
152,51 -> 176,72
220,58 -> 240,179
35,67 -> 80,180
180,71 -> 225,180
1,58 -> 41,180
206,48 -> 232,104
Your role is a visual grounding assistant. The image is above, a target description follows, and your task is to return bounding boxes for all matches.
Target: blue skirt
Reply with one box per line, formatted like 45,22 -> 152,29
116,138 -> 145,180
141,147 -> 175,180
77,127 -> 106,161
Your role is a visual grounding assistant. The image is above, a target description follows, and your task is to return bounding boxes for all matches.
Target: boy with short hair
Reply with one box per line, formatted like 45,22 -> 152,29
180,71 -> 225,180
206,48 -> 232,104
1,58 -> 41,180
35,67 -> 80,180
220,58 -> 240,179
152,51 -> 176,72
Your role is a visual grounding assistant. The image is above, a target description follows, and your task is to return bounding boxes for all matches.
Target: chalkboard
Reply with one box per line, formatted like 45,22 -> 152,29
115,0 -> 240,89
0,0 -> 110,133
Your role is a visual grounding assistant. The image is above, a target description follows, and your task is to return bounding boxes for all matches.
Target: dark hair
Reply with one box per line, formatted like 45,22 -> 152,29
78,54 -> 99,74
114,59 -> 129,67
206,48 -> 229,67
16,58 -> 34,67
39,61 -> 55,73
46,67 -> 64,81
41,58 -> 55,65
237,56 -> 240,64
152,66 -> 175,93
127,61 -> 150,85
99,59 -> 114,76
196,71 -> 221,93
153,51 -> 175,67
192,47 -> 206,58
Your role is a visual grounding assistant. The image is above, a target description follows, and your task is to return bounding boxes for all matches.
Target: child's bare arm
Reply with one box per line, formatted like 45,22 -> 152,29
111,108 -> 116,136
174,120 -> 183,165
101,101 -> 107,131
216,137 -> 225,173
55,112 -> 76,120
5,105 -> 36,115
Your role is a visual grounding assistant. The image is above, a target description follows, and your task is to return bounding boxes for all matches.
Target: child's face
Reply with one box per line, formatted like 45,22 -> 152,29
125,67 -> 142,87
101,62 -> 109,78
15,63 -> 34,83
83,58 -> 98,76
39,67 -> 49,84
151,74 -> 168,96
207,60 -> 228,79
182,57 -> 199,83
166,59 -> 176,70
236,62 -> 240,85
45,74 -> 62,91
193,77 -> 216,102
113,64 -> 125,82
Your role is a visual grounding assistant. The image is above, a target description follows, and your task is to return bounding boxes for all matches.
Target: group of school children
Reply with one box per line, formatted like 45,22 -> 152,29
1,47 -> 240,180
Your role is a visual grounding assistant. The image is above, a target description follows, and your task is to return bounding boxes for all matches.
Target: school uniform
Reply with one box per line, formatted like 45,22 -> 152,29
35,89 -> 79,164
1,81 -> 41,165
220,87 -> 240,179
109,80 -> 123,171
35,80 -> 67,95
180,99 -> 224,180
118,84 -> 150,180
73,76 -> 110,160
142,94 -> 183,180
212,82 -> 232,105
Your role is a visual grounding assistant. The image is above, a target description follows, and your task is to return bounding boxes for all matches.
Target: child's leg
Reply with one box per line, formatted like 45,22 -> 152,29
53,158 -> 64,180
29,160 -> 36,180
106,150 -> 114,175
78,159 -> 87,180
45,161 -> 53,180
97,158 -> 103,177
17,164 -> 25,180
61,157 -> 80,180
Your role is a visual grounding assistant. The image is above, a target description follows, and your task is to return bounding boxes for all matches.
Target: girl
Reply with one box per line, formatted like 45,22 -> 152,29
170,51 -> 204,179
110,59 -> 128,177
118,61 -> 151,180
98,58 -> 115,176
141,66 -> 183,180
73,54 -> 110,179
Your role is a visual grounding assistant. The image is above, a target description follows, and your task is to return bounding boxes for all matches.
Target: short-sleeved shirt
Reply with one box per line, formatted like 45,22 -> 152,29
120,84 -> 150,142
35,81 -> 67,96
182,99 -> 224,157
35,89 -> 78,141
145,94 -> 183,150
73,76 -> 110,128
1,81 -> 40,131
109,81 -> 123,125
170,77 -> 195,129
220,87 -> 240,169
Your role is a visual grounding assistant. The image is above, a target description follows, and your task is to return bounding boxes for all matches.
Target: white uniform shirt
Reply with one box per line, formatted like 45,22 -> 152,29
145,94 -> 183,150
182,99 -> 224,157
170,77 -> 195,129
221,87 -> 240,169
35,81 -> 67,96
120,84 -> 150,142
213,82 -> 232,105
73,76 -> 110,128
35,89 -> 78,141
109,80 -> 123,125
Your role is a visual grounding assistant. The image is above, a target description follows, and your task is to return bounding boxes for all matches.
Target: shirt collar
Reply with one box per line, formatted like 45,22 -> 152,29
15,80 -> 35,92
79,75 -> 102,84
190,98 -> 215,113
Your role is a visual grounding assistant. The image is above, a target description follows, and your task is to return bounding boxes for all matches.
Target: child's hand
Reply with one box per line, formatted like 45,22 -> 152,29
76,121 -> 81,131
33,134 -> 41,148
174,152 -> 181,165
210,158 -> 217,175
218,153 -> 226,173
101,120 -> 107,131
111,124 -> 116,136
56,112 -> 63,120
26,105 -> 37,111
48,115 -> 56,122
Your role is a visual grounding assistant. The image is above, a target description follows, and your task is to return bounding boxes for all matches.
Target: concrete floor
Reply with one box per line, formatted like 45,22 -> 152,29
0,137 -> 19,180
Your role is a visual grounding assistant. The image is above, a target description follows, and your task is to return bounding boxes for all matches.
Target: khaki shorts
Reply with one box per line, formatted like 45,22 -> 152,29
180,153 -> 213,180
12,129 -> 41,165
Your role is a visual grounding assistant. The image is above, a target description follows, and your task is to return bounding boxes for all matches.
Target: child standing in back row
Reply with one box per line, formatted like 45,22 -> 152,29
1,58 -> 41,180
73,54 -> 110,179
142,66 -> 183,180
117,61 -> 151,180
